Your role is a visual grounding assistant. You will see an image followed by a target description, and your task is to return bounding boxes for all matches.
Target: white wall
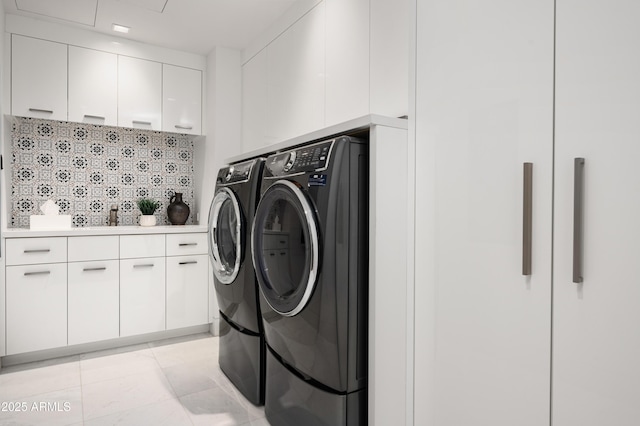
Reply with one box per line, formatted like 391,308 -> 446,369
197,46 -> 242,218
1,0 -> 7,361
196,46 -> 243,332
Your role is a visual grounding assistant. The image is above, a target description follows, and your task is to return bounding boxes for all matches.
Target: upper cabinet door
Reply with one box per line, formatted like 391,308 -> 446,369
415,0 -> 555,425
553,1 -> 640,425
162,64 -> 202,135
266,2 -> 325,142
68,46 -> 118,126
242,49 -> 269,151
118,56 -> 162,131
12,35 -> 67,121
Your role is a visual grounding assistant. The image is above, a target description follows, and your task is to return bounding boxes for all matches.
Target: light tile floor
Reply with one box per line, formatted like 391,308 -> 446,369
0,333 -> 270,426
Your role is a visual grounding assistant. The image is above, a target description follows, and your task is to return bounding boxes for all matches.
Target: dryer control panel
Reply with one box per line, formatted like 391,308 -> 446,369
218,159 -> 257,184
266,139 -> 334,176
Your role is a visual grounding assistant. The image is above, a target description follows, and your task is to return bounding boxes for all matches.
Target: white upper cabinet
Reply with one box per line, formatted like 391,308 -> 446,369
266,2 -> 325,143
68,46 -> 118,126
11,35 -> 68,121
241,0 -> 409,152
242,49 -> 269,151
118,56 -> 162,131
162,64 -> 202,135
325,0 -> 369,126
11,33 -> 204,133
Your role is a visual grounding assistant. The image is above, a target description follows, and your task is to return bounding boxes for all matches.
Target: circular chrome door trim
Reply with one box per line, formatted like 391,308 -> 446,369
251,179 -> 319,317
208,187 -> 242,284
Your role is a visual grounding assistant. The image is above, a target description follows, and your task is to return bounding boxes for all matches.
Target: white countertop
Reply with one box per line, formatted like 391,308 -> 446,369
3,225 -> 208,238
225,114 -> 408,164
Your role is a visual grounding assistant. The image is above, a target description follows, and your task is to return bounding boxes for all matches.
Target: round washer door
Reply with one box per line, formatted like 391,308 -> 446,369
251,179 -> 320,317
208,187 -> 243,284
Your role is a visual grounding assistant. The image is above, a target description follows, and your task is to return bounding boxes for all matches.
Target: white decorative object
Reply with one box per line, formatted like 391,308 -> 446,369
40,199 -> 60,215
30,215 -> 72,230
139,215 -> 156,227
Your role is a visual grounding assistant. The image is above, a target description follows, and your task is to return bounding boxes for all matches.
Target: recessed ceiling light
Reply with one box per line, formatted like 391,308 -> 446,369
112,24 -> 130,33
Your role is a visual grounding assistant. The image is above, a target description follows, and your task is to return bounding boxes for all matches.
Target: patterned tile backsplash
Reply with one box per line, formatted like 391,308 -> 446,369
10,117 -> 196,228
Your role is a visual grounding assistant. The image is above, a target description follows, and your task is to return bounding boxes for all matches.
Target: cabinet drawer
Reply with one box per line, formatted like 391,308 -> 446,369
120,234 -> 165,259
68,236 -> 119,261
6,237 -> 67,265
166,233 -> 208,256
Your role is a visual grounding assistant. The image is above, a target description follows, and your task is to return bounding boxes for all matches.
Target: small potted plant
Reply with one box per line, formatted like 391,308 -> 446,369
137,197 -> 160,227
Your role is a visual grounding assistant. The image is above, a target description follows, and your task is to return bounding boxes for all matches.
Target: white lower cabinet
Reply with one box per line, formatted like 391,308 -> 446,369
120,257 -> 166,337
4,232 -> 208,356
68,260 -> 119,345
6,263 -> 67,355
166,254 -> 208,330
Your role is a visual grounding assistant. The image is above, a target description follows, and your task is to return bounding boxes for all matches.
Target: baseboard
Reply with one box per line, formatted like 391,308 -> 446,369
0,323 -> 211,368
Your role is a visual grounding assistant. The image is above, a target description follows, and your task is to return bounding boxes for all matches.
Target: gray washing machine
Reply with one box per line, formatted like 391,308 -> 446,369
208,158 -> 265,405
251,136 -> 368,425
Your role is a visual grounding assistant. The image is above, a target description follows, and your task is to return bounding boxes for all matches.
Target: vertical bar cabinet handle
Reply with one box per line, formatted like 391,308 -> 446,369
573,158 -> 585,283
522,163 -> 533,276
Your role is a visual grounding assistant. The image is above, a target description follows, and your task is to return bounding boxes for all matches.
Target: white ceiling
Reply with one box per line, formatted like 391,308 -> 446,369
3,0 -> 300,55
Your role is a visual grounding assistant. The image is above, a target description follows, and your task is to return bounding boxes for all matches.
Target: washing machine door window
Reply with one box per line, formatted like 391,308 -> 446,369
252,180 -> 319,317
209,187 -> 243,284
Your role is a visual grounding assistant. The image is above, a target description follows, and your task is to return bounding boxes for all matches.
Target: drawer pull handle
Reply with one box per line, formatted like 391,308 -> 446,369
132,120 -> 152,126
175,124 -> 193,130
84,114 -> 105,120
179,243 -> 198,246
133,264 -> 155,268
179,261 -> 198,265
83,267 -> 107,272
29,108 -> 53,114
24,271 -> 51,276
24,249 -> 51,254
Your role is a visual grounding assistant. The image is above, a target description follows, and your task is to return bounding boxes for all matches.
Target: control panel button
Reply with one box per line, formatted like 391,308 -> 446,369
225,166 -> 234,182
283,151 -> 297,172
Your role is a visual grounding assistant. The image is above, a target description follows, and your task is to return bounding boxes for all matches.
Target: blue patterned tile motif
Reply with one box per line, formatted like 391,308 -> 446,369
11,117 -> 196,228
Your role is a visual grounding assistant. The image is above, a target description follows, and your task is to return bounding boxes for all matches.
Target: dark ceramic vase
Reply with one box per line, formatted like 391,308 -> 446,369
167,192 -> 190,225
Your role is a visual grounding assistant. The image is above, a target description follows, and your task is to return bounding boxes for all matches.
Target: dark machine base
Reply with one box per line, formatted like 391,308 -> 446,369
218,316 -> 265,406
264,348 -> 367,426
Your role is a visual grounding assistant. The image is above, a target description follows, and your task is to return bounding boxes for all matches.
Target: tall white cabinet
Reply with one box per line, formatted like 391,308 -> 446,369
414,0 -> 640,425
415,1 -> 554,424
552,1 -> 640,424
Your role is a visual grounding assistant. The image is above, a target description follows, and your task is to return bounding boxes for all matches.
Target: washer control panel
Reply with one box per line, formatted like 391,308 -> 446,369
267,139 -> 334,176
217,159 -> 256,184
